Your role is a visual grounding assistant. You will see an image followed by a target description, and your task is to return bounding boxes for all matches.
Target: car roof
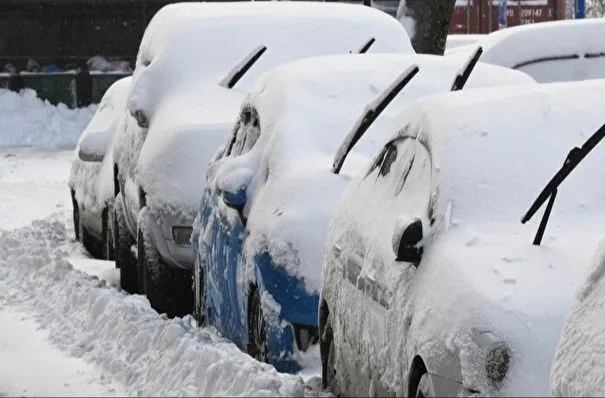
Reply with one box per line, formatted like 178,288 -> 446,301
246,52 -> 535,176
392,79 -> 605,222
136,1 -> 413,89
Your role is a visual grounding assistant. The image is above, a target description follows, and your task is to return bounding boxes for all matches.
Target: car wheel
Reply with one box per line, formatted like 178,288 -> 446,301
114,197 -> 138,293
139,224 -> 193,318
71,192 -> 80,241
193,253 -> 206,326
321,316 -> 337,393
103,207 -> 115,261
248,289 -> 268,364
415,372 -> 435,398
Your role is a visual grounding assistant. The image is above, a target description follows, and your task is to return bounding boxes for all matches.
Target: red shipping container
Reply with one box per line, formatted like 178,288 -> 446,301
449,0 -> 565,34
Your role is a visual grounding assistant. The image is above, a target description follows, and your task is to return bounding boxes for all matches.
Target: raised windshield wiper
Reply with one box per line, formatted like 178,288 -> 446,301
219,45 -> 267,89
332,64 -> 420,174
357,37 -> 376,54
450,46 -> 483,91
521,122 -> 605,245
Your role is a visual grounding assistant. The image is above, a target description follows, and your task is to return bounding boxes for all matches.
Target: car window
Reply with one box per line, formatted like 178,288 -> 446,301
229,106 -> 260,157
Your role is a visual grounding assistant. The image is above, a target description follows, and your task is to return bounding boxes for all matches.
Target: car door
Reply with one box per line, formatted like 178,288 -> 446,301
208,105 -> 262,348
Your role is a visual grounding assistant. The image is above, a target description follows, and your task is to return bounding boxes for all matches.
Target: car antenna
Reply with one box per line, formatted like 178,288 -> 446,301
219,45 -> 268,89
450,46 -> 483,91
332,64 -> 420,175
356,37 -> 376,54
521,122 -> 605,245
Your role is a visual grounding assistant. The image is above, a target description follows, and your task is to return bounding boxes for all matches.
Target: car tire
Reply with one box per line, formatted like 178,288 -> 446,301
102,207 -> 115,261
71,192 -> 80,241
139,224 -> 193,318
321,316 -> 338,394
415,372 -> 435,398
193,253 -> 206,326
248,289 -> 269,364
114,197 -> 138,293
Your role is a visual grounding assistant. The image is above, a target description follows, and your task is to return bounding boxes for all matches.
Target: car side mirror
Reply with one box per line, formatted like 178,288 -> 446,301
392,217 -> 424,267
78,147 -> 104,162
222,188 -> 246,213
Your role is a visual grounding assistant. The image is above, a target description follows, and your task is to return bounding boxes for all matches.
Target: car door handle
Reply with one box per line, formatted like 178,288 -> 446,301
333,244 -> 342,257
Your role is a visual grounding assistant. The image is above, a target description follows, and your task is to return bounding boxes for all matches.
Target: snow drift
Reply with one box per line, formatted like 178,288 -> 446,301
0,88 -> 95,149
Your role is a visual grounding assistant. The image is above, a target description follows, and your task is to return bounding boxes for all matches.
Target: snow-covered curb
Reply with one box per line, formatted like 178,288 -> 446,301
0,216 -> 326,397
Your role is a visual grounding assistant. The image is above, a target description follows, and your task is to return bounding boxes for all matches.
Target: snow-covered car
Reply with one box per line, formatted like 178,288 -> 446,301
550,238 -> 605,396
191,51 -> 535,373
68,76 -> 132,260
319,79 -> 605,396
111,1 -> 415,317
446,19 -> 605,83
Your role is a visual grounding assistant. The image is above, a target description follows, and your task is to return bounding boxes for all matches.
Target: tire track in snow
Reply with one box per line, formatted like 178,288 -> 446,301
0,216 -> 327,397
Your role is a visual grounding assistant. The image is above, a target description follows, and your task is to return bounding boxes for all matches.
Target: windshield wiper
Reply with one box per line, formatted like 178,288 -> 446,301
332,64 -> 420,175
450,46 -> 483,91
521,122 -> 605,245
219,45 -> 267,89
357,37 -> 376,54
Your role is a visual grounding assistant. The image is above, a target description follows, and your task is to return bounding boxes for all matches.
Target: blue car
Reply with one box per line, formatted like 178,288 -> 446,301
190,53 -> 433,372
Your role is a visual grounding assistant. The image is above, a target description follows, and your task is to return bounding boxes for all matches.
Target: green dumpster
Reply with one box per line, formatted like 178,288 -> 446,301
91,72 -> 131,104
20,71 -> 77,108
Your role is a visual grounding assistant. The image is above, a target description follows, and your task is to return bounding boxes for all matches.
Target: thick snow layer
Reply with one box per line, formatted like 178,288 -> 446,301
119,1 -> 414,223
447,19 -> 605,82
0,89 -> 95,149
0,217 -> 324,397
69,77 -> 132,214
323,79 -> 605,395
205,52 -> 534,294
550,239 -> 605,396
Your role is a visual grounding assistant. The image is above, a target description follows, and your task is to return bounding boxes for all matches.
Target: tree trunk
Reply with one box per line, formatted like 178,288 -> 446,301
397,0 -> 456,55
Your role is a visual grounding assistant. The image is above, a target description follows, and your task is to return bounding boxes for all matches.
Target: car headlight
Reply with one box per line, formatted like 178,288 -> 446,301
485,343 -> 510,385
172,226 -> 193,245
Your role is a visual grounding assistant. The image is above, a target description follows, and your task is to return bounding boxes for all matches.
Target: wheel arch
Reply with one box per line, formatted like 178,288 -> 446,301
408,355 -> 428,397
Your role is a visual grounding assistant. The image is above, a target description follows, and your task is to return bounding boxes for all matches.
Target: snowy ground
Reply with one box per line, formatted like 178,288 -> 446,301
0,147 -> 324,396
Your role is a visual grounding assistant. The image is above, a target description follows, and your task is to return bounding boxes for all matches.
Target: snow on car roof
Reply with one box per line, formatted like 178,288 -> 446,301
447,19 -> 605,82
392,78 -> 605,225
237,52 -> 534,293
248,52 -> 535,177
130,1 -> 413,115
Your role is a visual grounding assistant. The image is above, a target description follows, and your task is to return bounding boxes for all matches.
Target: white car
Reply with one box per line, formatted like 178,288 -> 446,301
551,236 -> 605,396
68,76 -> 131,260
320,79 -> 605,396
446,34 -> 485,51
191,51 -> 534,371
111,1 -> 415,317
446,19 -> 605,83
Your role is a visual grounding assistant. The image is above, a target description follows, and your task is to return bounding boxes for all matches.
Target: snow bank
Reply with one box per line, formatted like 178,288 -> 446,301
0,216 -> 324,397
447,19 -> 605,82
207,52 -> 534,294
550,239 -> 605,396
0,89 -> 96,149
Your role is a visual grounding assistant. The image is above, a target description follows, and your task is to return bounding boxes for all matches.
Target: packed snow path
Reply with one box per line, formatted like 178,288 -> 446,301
0,149 -> 325,397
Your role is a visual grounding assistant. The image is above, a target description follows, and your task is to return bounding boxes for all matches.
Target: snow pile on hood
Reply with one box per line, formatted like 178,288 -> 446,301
207,52 -> 534,293
69,77 -> 132,212
327,79 -> 605,395
0,89 -> 96,149
0,216 -> 325,397
550,239 -> 605,396
446,34 -> 485,50
124,1 -> 415,220
447,19 -> 605,82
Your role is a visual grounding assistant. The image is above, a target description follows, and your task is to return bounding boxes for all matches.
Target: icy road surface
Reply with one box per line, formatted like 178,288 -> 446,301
0,149 -> 325,397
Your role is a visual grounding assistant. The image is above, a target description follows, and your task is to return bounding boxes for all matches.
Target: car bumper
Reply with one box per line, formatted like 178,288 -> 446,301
145,212 -> 194,270
429,373 -> 466,397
